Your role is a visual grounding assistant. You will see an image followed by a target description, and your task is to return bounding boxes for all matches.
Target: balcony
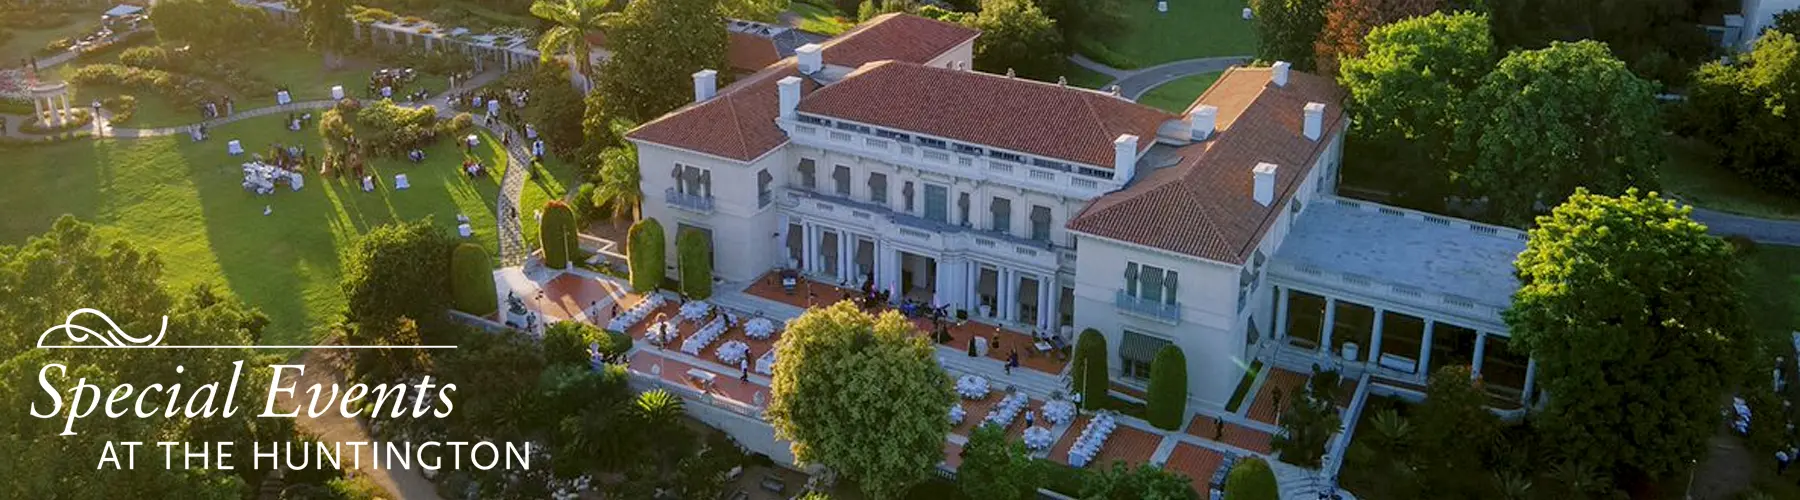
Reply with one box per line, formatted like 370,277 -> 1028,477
665,188 -> 715,214
1115,289 -> 1181,324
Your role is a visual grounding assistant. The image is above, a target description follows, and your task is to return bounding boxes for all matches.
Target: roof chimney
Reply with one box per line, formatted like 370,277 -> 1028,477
1253,163 -> 1278,206
692,69 -> 717,102
778,76 -> 801,121
1189,105 -> 1218,141
796,43 -> 823,74
1303,102 -> 1325,140
1272,61 -> 1291,87
1113,134 -> 1139,172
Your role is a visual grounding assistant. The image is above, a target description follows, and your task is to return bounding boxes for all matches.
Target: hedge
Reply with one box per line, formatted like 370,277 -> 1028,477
1146,345 -> 1188,430
540,200 -> 577,269
450,243 -> 497,316
676,227 -> 712,299
1224,457 -> 1278,500
66,64 -> 209,107
1072,328 -> 1109,409
627,218 -> 666,292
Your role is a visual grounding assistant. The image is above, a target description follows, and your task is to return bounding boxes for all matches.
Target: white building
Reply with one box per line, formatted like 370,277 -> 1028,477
628,14 -> 1536,412
1740,0 -> 1800,48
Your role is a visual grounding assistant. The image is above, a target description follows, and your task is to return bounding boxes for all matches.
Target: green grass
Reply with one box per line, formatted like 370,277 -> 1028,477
1743,244 -> 1800,340
1661,136 -> 1800,221
0,113 -> 574,346
0,11 -> 97,61
1225,358 -> 1265,413
1136,71 -> 1224,112
791,1 -> 854,36
1061,61 -> 1116,90
1093,0 -> 1257,67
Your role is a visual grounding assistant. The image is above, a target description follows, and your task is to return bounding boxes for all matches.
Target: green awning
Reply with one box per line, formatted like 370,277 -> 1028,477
1120,331 -> 1171,363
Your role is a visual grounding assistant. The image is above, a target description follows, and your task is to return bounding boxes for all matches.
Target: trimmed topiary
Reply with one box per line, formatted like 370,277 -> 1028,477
676,227 -> 713,299
1072,328 -> 1109,409
540,200 -> 577,269
1224,456 -> 1279,500
449,243 -> 498,316
1146,345 -> 1188,430
627,218 -> 666,292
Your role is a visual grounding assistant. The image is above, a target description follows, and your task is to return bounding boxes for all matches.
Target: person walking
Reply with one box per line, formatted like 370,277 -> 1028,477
740,358 -> 750,382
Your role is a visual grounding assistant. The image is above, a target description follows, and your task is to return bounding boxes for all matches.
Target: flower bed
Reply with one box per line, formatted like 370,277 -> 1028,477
66,64 -> 209,107
20,108 -> 92,134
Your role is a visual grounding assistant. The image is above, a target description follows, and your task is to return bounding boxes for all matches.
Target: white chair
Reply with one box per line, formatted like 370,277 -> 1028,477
394,174 -> 410,190
330,85 -> 344,100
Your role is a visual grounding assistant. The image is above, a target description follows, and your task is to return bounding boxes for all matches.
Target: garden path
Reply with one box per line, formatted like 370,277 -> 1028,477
1067,55 -> 1253,99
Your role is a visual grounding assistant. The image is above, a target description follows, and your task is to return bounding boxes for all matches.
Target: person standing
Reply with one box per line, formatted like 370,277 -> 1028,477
740,358 -> 750,382
1024,408 -> 1035,428
1781,449 -> 1793,476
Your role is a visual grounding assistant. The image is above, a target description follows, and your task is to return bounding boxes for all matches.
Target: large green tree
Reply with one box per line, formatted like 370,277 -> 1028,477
764,302 -> 954,499
676,227 -> 713,299
967,0 -> 1065,80
627,218 -> 665,292
1408,365 -> 1499,496
1144,345 -> 1187,430
957,425 -> 1043,500
1485,0 -> 1715,85
150,0 -> 268,51
524,64 -> 589,156
1033,0 -> 1122,52
1272,368 -> 1340,467
1313,0 -> 1442,75
1080,461 -> 1197,500
531,0 -> 614,92
596,0 -> 728,123
1251,0 -> 1328,70
1337,11 -> 1493,210
1462,40 -> 1661,226
592,119 -> 643,220
1685,32 -> 1800,197
340,218 -> 454,330
1506,188 -> 1752,482
1223,456 -> 1279,500
1070,328 -> 1109,409
290,0 -> 353,67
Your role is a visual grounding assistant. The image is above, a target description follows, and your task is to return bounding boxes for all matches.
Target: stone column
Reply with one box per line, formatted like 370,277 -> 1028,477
60,93 -> 71,126
1001,268 -> 1017,323
1047,278 -> 1062,330
1038,275 -> 1053,331
1418,319 -> 1436,378
838,232 -> 852,281
965,261 -> 979,314
32,96 -> 44,125
1521,357 -> 1538,401
801,224 -> 817,275
1367,309 -> 1385,364
1319,297 -> 1337,354
1471,332 -> 1488,379
886,246 -> 901,301
1274,287 -> 1290,339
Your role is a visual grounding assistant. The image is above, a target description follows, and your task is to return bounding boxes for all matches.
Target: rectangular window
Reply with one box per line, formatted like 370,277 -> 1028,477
1030,205 -> 1052,242
798,159 -> 817,190
1120,331 -> 1171,380
990,197 -> 1012,234
924,184 -> 949,223
1126,262 -> 1177,305
902,182 -> 916,212
833,165 -> 851,196
868,172 -> 888,204
957,192 -> 971,226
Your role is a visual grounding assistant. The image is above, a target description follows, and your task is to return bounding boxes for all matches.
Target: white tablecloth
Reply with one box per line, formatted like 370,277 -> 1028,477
755,349 -> 776,376
955,375 -> 990,400
717,340 -> 750,365
606,295 -> 665,332
1043,400 -> 1076,426
680,317 -> 726,355
949,404 -> 966,425
1023,426 -> 1053,450
983,393 -> 1028,428
1068,412 -> 1118,468
645,320 -> 679,347
680,301 -> 712,322
744,318 -> 776,340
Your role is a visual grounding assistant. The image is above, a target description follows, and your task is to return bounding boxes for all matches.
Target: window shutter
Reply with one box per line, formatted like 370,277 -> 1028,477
1124,263 -> 1139,295
1165,271 -> 1179,304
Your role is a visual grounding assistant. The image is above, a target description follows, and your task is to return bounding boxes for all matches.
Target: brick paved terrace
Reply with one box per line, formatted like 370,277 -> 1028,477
1248,368 -> 1309,425
1048,415 -> 1160,469
1185,415 -> 1273,454
1163,442 -> 1227,497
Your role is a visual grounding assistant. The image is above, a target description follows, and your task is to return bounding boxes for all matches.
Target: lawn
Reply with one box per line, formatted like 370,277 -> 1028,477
1743,244 -> 1800,341
0,9 -> 100,61
0,113 -> 575,346
790,0 -> 854,36
1062,61 -> 1116,90
1661,136 -> 1800,221
1136,71 -> 1224,112
1090,0 -> 1257,67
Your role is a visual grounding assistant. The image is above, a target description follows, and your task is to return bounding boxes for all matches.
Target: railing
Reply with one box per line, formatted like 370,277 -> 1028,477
664,187 -> 715,213
783,118 -> 1120,197
1273,261 -> 1508,329
1114,289 -> 1181,323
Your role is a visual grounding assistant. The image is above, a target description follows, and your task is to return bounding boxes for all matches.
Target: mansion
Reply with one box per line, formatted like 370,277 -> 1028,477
627,14 -> 1537,411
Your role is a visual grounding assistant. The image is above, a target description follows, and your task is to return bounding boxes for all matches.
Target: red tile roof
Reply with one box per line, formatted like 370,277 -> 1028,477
798,61 -> 1176,167
627,13 -> 978,162
1067,67 -> 1347,264
727,32 -> 782,72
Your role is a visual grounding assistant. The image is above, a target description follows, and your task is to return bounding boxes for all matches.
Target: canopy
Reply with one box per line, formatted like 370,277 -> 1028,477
104,5 -> 144,17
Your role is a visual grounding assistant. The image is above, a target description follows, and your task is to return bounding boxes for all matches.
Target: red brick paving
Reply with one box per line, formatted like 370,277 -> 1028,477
1163,443 -> 1226,497
627,350 -> 768,405
1048,414 -> 1090,465
1248,368 -> 1308,425
943,441 -> 963,469
952,393 -> 1003,436
533,273 -> 628,321
1047,415 -> 1161,469
1184,415 -> 1273,454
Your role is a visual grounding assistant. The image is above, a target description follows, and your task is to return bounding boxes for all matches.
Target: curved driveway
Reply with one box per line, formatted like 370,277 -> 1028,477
1071,54 -> 1254,99
1689,206 -> 1800,246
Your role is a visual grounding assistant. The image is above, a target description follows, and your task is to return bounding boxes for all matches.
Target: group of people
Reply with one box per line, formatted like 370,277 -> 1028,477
197,96 -> 235,120
262,143 -> 311,171
284,112 -> 313,132
367,68 -> 418,98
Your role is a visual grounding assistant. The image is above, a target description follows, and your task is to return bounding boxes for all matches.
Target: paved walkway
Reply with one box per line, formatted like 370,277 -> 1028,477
1689,205 -> 1800,246
1069,55 -> 1253,99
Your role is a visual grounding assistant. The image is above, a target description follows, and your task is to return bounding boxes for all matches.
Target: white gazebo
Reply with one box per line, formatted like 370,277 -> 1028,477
27,81 -> 73,127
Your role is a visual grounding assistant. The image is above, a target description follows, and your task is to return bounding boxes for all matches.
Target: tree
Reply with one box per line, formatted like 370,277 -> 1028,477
1485,0 -> 1716,86
524,64 -> 588,156
592,119 -> 644,220
1314,0 -> 1442,75
1035,0 -> 1123,52
341,218 -> 454,330
1272,367 -> 1340,467
1409,365 -> 1499,496
1777,8 -> 1800,36
531,0 -> 614,92
596,0 -> 728,123
290,0 -> 353,68
957,425 -> 1043,500
542,320 -> 605,367
967,0 -> 1065,80
1079,461 -> 1197,500
1506,188 -> 1752,482
1224,456 -> 1279,500
676,227 -> 713,299
627,218 -> 665,292
1337,11 -> 1494,210
540,200 -> 578,269
1145,345 -> 1187,430
1252,0 -> 1328,70
150,0 -> 266,51
450,242 -> 498,316
764,302 -> 955,499
1462,40 -> 1662,226
1684,32 -> 1800,197
1071,328 -> 1109,409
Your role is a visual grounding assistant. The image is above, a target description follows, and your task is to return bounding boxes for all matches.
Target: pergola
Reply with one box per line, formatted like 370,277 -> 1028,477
27,81 -> 73,127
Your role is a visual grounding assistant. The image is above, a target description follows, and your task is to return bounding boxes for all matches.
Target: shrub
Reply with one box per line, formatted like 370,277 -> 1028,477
73,30 -> 153,61
1145,345 -> 1188,430
540,200 -> 577,269
627,218 -> 666,292
102,95 -> 137,124
119,45 -> 268,94
118,46 -> 171,69
450,243 -> 497,316
66,64 -> 209,107
677,227 -> 713,299
1224,457 -> 1278,500
353,100 -> 440,156
440,112 -> 474,135
597,329 -> 634,362
349,6 -> 399,23
542,321 -> 602,367
1071,328 -> 1109,408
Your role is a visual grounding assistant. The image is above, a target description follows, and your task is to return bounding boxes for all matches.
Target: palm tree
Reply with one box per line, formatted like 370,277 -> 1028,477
634,388 -> 685,429
531,0 -> 614,91
593,119 -> 642,220
1368,408 -> 1411,452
